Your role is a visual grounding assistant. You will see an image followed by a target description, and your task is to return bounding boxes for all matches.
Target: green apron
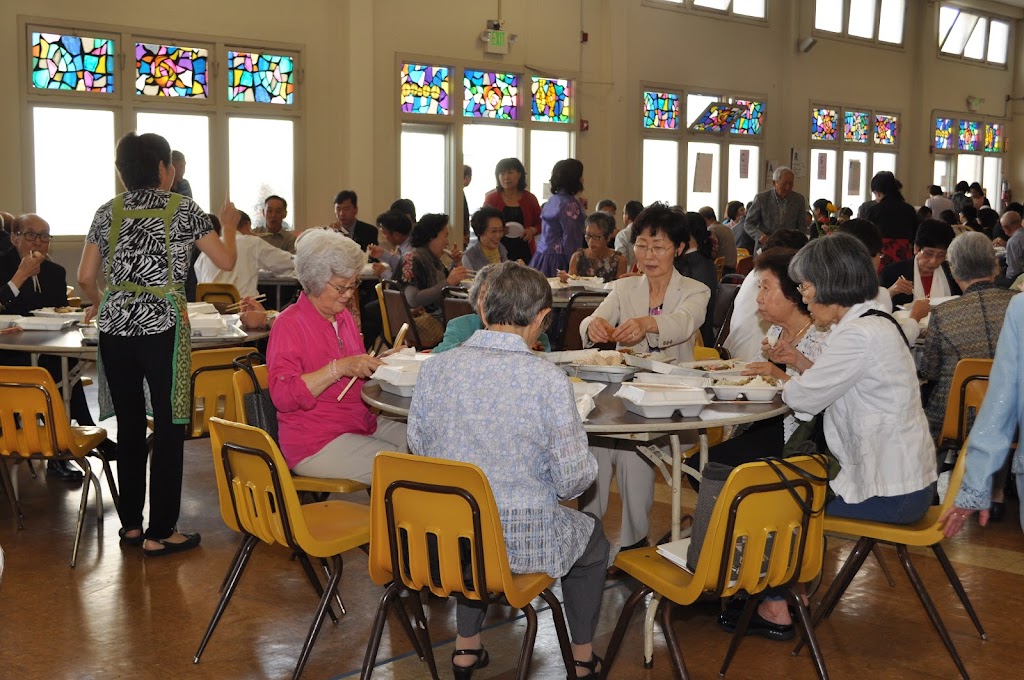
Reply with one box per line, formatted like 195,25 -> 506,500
97,193 -> 192,424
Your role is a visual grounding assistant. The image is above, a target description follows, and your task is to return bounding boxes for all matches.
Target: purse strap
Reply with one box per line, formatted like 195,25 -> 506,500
759,454 -> 830,517
860,308 -> 910,349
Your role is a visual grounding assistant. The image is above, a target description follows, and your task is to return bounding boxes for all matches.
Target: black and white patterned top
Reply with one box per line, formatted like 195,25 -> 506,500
87,189 -> 213,336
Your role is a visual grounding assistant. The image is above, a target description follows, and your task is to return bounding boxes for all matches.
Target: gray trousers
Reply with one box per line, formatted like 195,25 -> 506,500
456,516 -> 609,644
580,442 -> 656,547
291,418 -> 408,484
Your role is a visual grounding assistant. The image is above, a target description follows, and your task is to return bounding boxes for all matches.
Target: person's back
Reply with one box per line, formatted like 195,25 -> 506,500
195,232 -> 294,299
926,191 -> 956,217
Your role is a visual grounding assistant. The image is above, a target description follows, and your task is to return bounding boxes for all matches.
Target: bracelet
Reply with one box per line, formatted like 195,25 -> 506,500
328,359 -> 339,382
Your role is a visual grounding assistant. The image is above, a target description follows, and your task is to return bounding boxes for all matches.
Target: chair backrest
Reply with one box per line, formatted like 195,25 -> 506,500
196,283 -> 241,313
190,348 -> 258,438
937,358 -> 993,451
735,248 -> 751,260
375,282 -> 393,346
380,280 -> 423,349
441,286 -> 473,325
561,292 -> 611,351
735,256 -> 754,276
368,452 -> 537,608
714,256 -> 726,282
0,366 -> 76,458
693,346 -> 721,360
693,456 -> 828,598
713,282 -> 742,350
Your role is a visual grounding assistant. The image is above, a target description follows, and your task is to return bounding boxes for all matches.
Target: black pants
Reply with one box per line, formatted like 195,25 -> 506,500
100,329 -> 185,540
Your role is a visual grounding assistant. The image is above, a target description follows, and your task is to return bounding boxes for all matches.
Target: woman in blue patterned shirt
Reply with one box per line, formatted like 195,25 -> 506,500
408,261 -> 608,678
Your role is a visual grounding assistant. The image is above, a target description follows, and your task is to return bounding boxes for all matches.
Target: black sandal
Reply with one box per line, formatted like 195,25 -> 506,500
574,653 -> 603,678
118,527 -> 144,546
451,648 -> 489,679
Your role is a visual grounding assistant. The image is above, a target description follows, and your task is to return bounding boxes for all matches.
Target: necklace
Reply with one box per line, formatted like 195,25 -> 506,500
783,319 -> 813,345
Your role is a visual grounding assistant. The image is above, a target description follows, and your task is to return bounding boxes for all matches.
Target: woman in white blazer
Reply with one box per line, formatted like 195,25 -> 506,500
579,203 -> 711,554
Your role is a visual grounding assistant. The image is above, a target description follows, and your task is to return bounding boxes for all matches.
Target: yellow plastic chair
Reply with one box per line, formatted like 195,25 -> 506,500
360,451 -> 577,680
374,282 -> 393,347
604,456 -> 830,679
196,282 -> 241,313
714,256 -> 726,281
735,248 -> 751,259
188,348 -> 254,439
936,358 -> 993,451
803,446 -> 985,679
0,366 -> 118,567
195,418 -> 371,680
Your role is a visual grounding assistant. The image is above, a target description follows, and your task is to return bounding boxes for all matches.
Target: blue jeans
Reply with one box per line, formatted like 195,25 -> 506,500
826,484 -> 935,525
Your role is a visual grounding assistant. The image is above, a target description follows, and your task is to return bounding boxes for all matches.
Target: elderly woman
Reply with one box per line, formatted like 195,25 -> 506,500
881,219 -> 961,308
579,203 -> 710,552
532,159 -> 586,276
78,132 -> 238,556
483,158 -> 542,264
408,262 -> 607,679
736,233 -> 937,636
462,207 -> 507,272
268,230 -> 407,483
398,213 -> 468,341
563,211 -> 625,283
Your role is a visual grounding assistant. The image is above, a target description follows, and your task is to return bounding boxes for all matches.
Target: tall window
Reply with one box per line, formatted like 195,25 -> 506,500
814,0 -> 905,45
938,5 -> 1010,65
932,114 -> 1004,211
646,0 -> 767,20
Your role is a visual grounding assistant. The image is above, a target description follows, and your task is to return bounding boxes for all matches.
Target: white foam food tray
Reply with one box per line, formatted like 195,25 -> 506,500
616,384 -> 710,418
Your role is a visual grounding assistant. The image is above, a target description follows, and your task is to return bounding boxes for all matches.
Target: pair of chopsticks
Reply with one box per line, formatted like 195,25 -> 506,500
224,294 -> 267,312
336,322 -> 409,401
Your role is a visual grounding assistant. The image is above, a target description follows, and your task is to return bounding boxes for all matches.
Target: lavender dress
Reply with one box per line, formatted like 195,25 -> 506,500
531,193 -> 585,276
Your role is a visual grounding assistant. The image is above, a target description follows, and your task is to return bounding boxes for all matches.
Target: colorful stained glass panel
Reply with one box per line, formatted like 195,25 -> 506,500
31,32 -> 114,93
874,114 -> 898,145
463,70 -> 518,119
643,91 -> 679,129
811,107 -> 838,141
227,51 -> 294,104
401,63 -> 450,115
844,111 -> 869,143
959,120 -> 980,151
135,43 -> 208,97
935,118 -> 954,150
731,100 -> 764,135
531,77 -> 570,123
690,103 -> 743,133
985,123 -> 1002,153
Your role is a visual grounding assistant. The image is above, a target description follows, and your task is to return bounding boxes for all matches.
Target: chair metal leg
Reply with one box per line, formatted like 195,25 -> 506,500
319,556 -> 346,615
194,534 -> 260,663
788,590 -> 830,680
26,459 -> 37,479
514,603 -> 539,680
393,590 -> 437,678
871,543 -> 897,587
603,584 -> 652,675
360,583 -> 403,680
538,589 -> 576,677
659,599 -> 691,680
296,554 -> 339,625
91,450 -> 120,511
0,459 -> 23,527
293,554 -> 343,680
70,459 -> 92,567
896,545 -> 971,680
932,544 -> 987,640
218,536 -> 249,594
794,536 -> 874,655
721,596 -> 759,676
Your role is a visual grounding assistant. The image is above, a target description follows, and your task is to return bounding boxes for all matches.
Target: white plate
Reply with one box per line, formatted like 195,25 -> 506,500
187,302 -> 219,315
562,364 -> 637,383
564,276 -> 603,288
711,384 -> 781,402
32,307 -> 85,321
505,221 -> 525,238
0,315 -> 26,329
633,373 -> 710,388
192,325 -> 248,339
623,353 -> 677,374
674,359 -> 749,377
18,318 -> 76,331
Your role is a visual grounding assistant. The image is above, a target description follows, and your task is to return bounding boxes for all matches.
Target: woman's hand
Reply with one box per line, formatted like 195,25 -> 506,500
239,297 -> 268,329
523,226 -> 536,241
448,245 -> 463,263
336,354 -> 384,379
82,303 -> 100,325
888,275 -> 913,299
587,317 -> 615,344
910,298 -> 931,322
610,316 -> 652,345
371,262 -> 389,278
368,244 -> 385,259
557,270 -> 570,283
763,337 -> 812,373
939,505 -> 986,539
219,198 -> 241,232
446,265 -> 468,286
742,361 -> 789,383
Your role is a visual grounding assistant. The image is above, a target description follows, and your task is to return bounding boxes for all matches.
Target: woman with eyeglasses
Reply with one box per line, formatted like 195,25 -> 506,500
560,211 -> 625,283
578,203 -> 711,555
398,214 -> 468,328
267,229 -> 408,484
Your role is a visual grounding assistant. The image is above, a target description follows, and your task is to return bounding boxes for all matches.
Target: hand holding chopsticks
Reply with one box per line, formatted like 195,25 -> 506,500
224,294 -> 267,312
335,323 -> 409,401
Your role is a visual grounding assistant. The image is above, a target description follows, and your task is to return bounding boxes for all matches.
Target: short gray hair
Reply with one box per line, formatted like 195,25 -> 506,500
948,231 -> 997,281
585,211 -> 616,237
773,166 -> 794,183
788,232 -> 877,306
294,229 -> 367,296
468,263 -> 498,312
480,261 -> 552,327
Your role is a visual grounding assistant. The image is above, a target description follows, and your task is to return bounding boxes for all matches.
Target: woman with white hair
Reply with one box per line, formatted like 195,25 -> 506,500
267,229 -> 408,483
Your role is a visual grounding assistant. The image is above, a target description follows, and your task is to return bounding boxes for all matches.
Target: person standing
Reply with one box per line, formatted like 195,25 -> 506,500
532,159 -> 586,276
926,185 -> 956,217
743,167 -> 807,247
866,172 -> 917,265
483,158 -> 541,264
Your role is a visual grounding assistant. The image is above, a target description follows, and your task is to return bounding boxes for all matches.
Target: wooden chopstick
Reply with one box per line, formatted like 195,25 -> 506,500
335,322 -> 410,402
223,294 -> 267,312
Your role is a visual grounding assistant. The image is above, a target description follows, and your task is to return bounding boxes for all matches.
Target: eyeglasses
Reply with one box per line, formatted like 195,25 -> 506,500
18,231 -> 51,243
633,244 -> 673,257
796,282 -> 813,294
584,232 -> 606,241
327,281 -> 360,294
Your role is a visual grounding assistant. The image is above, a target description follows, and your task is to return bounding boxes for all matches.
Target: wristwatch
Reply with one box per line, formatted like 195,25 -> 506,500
264,310 -> 280,329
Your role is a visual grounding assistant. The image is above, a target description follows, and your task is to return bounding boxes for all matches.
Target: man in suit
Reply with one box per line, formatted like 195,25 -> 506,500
331,190 -> 379,252
880,219 -> 961,309
0,214 -> 116,479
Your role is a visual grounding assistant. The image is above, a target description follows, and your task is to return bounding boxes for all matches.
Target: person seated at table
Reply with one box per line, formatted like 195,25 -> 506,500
728,233 -> 936,638
675,211 -> 719,346
578,203 -> 710,552
433,264 -> 550,354
408,261 -> 607,678
398,214 -> 468,336
194,210 -> 294,299
267,229 -> 407,484
881,219 -> 961,308
0,213 -> 115,479
462,207 -> 508,272
559,211 -> 625,283
367,209 -> 414,274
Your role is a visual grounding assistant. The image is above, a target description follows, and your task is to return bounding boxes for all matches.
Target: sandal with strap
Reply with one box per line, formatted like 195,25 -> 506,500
451,647 -> 489,680
574,653 -> 603,678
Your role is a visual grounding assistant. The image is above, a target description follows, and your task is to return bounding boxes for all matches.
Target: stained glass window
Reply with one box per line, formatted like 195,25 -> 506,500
874,114 -> 898,145
31,32 -> 114,93
531,77 -> 570,123
643,91 -> 679,129
984,123 -> 1002,153
811,107 -> 838,141
959,120 -> 980,151
843,111 -> 870,143
731,100 -> 764,135
463,70 -> 518,119
135,43 -> 208,98
934,118 -> 954,150
227,51 -> 294,104
400,63 -> 450,115
689,103 -> 743,133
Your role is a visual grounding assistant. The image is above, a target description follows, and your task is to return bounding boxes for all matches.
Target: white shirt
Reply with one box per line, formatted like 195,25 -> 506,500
194,233 -> 295,299
613,224 -> 636,270
925,195 -> 956,217
872,286 -> 921,345
722,270 -> 769,361
782,300 -> 937,504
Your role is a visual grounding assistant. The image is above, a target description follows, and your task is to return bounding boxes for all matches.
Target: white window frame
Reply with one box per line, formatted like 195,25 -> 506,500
937,3 -> 1012,68
813,0 -> 906,48
642,0 -> 769,25
930,110 -> 1006,210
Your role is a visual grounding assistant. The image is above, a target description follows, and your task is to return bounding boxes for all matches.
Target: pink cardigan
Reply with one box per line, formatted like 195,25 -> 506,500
267,293 -> 377,468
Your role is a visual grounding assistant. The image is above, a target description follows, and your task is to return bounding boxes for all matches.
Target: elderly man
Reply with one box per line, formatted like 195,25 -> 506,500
1001,209 -> 1024,283
699,205 -> 736,273
259,195 -> 296,253
330,190 -> 378,252
170,150 -> 192,199
0,214 -> 115,478
744,167 -> 807,246
194,210 -> 294,299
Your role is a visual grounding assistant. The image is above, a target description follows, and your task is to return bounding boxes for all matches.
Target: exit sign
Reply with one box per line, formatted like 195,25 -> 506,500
485,30 -> 508,54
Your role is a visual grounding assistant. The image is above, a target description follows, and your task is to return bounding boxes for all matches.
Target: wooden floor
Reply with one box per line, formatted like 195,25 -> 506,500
2,398 -> 1023,678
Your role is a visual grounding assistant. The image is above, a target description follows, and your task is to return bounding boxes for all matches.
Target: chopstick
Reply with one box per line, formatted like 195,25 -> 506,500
223,294 -> 267,312
335,323 -> 409,402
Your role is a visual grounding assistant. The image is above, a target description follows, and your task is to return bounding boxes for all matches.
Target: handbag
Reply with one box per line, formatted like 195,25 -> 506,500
411,308 -> 445,347
232,352 -> 279,443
